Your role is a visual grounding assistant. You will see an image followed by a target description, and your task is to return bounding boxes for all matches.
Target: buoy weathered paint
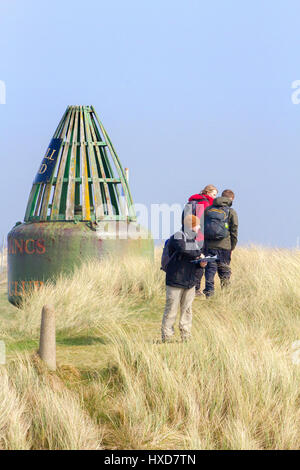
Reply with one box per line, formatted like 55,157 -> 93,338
8,105 -> 153,305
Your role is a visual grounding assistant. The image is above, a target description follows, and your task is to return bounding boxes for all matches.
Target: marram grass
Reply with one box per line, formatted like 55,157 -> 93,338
1,246 -> 300,449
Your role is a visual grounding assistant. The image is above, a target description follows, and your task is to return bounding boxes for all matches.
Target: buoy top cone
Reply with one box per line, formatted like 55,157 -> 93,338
24,105 -> 135,223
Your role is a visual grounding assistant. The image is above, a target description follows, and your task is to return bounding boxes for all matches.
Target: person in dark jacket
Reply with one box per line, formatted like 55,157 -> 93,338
161,214 -> 207,342
203,189 -> 238,297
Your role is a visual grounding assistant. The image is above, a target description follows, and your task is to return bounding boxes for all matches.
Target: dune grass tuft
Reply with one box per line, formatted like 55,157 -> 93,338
1,246 -> 300,449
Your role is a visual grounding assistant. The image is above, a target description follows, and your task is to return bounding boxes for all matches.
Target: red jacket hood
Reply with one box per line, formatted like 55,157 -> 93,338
188,193 -> 214,206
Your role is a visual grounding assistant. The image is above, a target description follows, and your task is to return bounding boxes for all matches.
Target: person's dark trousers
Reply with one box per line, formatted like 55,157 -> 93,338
203,249 -> 232,297
195,267 -> 204,291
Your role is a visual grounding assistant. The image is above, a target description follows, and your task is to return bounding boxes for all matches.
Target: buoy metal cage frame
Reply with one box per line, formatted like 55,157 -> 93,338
24,105 -> 136,223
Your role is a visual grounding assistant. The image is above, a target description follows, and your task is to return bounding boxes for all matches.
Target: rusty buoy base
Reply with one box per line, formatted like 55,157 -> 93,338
7,221 -> 153,306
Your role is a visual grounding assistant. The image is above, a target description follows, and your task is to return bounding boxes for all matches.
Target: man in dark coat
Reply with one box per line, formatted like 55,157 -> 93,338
203,189 -> 238,297
161,214 -> 207,342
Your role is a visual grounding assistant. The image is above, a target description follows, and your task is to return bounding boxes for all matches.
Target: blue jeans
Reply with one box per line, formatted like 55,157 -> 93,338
203,249 -> 232,297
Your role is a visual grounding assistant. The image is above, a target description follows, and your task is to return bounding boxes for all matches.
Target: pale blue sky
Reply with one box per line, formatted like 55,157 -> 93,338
1,0 -> 300,246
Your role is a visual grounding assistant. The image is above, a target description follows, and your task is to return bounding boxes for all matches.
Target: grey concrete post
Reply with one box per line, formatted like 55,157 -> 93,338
38,305 -> 56,371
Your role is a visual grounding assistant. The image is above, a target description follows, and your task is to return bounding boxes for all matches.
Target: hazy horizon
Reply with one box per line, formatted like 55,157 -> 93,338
1,0 -> 300,248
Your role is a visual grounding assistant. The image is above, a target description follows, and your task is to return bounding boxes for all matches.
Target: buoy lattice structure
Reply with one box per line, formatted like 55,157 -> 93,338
8,105 -> 153,305
25,105 -> 135,223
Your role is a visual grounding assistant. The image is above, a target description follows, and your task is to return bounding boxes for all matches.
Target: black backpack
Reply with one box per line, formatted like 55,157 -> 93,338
160,232 -> 186,272
160,239 -> 175,272
181,195 -> 209,225
204,206 -> 230,241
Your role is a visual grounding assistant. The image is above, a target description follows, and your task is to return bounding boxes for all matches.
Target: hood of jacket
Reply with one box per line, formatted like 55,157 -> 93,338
179,227 -> 197,240
213,196 -> 232,208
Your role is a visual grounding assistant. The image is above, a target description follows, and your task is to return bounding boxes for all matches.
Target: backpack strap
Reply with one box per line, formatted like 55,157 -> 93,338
223,206 -> 230,221
190,195 -> 209,204
182,200 -> 198,218
173,230 -> 187,244
170,231 -> 187,261
199,195 -> 209,202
